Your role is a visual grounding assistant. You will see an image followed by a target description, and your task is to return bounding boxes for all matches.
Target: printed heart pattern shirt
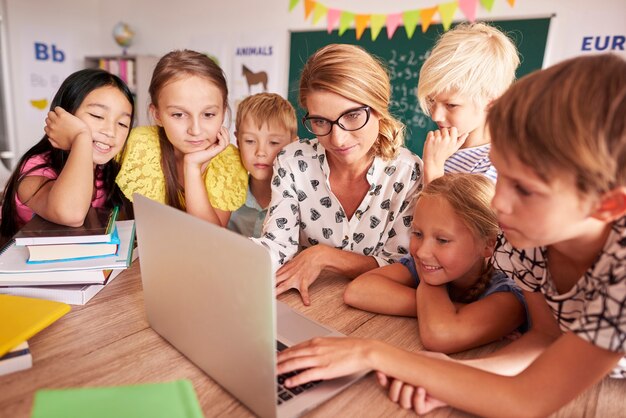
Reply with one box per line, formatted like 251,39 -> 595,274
252,138 -> 423,272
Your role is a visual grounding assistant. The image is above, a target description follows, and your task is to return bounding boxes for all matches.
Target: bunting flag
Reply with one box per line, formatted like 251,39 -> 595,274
480,0 -> 496,11
439,2 -> 458,31
304,0 -> 315,19
327,9 -> 341,33
420,6 -> 438,33
402,10 -> 420,39
289,0 -> 300,12
386,13 -> 403,39
458,0 -> 478,22
355,15 -> 371,40
370,14 -> 386,41
339,11 -> 355,36
312,3 -> 327,24
292,0 -> 516,39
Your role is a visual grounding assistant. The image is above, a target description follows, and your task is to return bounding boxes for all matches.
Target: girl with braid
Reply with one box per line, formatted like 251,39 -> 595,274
344,173 -> 527,353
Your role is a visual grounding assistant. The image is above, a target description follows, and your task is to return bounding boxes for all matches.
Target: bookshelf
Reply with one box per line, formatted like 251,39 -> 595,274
84,55 -> 159,127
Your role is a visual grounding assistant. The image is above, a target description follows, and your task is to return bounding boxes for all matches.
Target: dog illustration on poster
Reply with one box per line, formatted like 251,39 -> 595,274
242,64 -> 268,94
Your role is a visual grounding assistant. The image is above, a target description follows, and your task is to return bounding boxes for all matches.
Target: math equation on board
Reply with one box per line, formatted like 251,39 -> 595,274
386,48 -> 435,155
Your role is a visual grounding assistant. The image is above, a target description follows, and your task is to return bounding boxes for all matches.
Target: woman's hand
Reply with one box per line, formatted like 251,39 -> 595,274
275,245 -> 326,305
277,337 -> 375,386
44,107 -> 91,150
184,126 -> 230,172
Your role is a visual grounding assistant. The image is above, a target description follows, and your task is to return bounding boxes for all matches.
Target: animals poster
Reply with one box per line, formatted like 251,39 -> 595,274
230,32 -> 287,126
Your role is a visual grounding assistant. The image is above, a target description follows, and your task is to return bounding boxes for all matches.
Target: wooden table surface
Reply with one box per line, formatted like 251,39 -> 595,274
1,261 -> 624,417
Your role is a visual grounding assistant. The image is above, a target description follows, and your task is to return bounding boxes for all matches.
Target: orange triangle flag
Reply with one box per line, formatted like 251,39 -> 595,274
355,15 -> 371,40
507,0 -> 516,6
304,0 -> 315,19
420,6 -> 438,33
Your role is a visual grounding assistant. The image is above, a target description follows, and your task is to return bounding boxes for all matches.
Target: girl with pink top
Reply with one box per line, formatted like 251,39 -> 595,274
0,69 -> 134,243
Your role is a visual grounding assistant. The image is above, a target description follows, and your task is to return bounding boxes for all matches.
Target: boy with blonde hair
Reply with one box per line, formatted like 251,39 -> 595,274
418,22 -> 519,183
228,93 -> 297,237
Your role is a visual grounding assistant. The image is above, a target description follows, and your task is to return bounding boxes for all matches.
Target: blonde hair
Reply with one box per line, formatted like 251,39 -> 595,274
299,44 -> 404,161
417,22 -> 520,115
235,93 -> 297,139
488,53 -> 626,194
417,173 -> 499,303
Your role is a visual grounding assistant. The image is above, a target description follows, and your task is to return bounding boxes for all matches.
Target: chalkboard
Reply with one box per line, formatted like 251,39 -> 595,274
288,18 -> 551,157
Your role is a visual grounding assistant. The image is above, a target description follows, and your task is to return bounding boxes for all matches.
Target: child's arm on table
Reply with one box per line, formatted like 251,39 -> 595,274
415,280 -> 525,353
343,263 -> 417,316
277,290 -> 622,418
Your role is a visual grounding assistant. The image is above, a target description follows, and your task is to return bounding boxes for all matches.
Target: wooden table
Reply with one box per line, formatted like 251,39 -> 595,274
1,261 -> 625,417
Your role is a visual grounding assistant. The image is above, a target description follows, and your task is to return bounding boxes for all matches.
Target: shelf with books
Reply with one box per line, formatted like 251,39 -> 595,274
84,55 -> 159,127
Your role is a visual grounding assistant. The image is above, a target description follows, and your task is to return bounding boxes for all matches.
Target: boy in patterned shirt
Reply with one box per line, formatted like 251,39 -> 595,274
228,93 -> 297,238
276,54 -> 626,417
417,22 -> 519,184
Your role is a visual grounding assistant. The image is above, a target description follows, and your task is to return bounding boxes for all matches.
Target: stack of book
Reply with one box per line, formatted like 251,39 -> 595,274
0,207 -> 136,305
0,294 -> 70,376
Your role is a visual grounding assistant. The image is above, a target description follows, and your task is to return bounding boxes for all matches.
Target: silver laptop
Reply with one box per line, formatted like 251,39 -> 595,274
133,194 -> 365,418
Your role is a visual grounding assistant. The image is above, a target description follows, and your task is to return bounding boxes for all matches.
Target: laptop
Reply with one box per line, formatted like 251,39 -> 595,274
133,194 -> 366,418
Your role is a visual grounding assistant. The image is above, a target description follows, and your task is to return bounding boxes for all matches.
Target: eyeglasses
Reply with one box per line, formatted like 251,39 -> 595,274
302,106 -> 371,137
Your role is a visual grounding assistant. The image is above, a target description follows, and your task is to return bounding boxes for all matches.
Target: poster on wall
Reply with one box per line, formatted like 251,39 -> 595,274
18,28 -> 74,157
21,29 -> 72,124
190,32 -> 287,141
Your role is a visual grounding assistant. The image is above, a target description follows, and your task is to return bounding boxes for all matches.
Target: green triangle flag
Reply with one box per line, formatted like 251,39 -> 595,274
312,3 -> 328,24
439,2 -> 458,31
480,0 -> 495,11
370,14 -> 386,41
289,0 -> 300,12
339,11 -> 355,36
402,9 -> 420,39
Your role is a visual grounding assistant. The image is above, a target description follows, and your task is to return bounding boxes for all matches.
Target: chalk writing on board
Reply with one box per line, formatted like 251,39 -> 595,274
386,49 -> 432,148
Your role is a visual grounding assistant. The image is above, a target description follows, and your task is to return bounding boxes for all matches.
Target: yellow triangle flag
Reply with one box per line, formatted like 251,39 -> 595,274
339,11 -> 355,36
439,2 -> 457,31
402,10 -> 420,39
289,0 -> 300,12
304,0 -> 315,19
420,6 -> 438,33
312,3 -> 328,24
355,15 -> 371,40
480,0 -> 495,11
370,14 -> 386,41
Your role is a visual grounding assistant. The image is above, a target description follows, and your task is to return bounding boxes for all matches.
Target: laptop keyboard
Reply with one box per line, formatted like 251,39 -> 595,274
276,340 -> 320,405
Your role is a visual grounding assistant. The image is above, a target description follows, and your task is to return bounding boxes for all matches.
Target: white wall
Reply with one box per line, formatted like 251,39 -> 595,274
2,0 -> 625,162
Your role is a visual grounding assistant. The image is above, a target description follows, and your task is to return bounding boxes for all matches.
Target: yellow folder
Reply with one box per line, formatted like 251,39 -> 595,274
0,295 -> 70,357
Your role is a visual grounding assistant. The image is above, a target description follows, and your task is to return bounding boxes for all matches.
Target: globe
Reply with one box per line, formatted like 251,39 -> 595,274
113,22 -> 134,50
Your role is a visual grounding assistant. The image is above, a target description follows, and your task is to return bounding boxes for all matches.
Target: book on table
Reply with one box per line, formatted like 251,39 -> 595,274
0,341 -> 32,376
0,294 -> 70,357
0,221 -> 135,286
31,379 -> 204,418
13,206 -> 119,246
25,225 -> 120,263
0,247 -> 138,305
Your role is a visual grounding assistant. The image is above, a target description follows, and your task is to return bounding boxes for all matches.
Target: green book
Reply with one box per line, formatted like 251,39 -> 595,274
31,380 -> 204,418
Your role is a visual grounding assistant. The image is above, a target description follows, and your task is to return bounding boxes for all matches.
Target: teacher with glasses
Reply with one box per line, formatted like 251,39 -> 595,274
254,44 -> 423,305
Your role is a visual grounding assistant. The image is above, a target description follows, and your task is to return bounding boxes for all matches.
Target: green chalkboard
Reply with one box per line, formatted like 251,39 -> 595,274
288,18 -> 551,157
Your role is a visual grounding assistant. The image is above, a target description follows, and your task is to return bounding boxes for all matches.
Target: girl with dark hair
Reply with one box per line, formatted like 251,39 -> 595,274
115,50 -> 247,226
0,68 -> 134,243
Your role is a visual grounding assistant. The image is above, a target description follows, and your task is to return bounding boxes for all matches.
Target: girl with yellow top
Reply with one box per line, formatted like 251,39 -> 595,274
116,50 -> 247,226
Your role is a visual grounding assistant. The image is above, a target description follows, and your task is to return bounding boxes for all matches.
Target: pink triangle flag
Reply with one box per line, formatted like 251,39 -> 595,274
458,0 -> 477,22
327,9 -> 341,33
386,13 -> 402,39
